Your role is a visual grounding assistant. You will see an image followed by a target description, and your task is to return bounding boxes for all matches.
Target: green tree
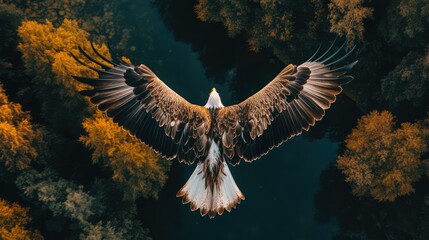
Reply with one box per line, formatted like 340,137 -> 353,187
0,198 -> 43,240
379,0 -> 429,48
195,0 -> 327,53
337,111 -> 427,201
16,169 -> 150,240
315,164 -> 429,240
381,51 -> 429,108
0,1 -> 23,71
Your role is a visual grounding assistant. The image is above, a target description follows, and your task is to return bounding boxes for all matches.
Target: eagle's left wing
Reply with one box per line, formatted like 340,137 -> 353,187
72,44 -> 211,164
218,41 -> 357,164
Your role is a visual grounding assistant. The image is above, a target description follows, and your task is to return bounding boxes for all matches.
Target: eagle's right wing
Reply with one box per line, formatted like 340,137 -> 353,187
72,44 -> 211,164
218,40 -> 357,164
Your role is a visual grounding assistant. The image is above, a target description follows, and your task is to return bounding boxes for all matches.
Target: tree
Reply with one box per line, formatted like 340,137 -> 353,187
0,1 -> 23,71
315,163 -> 429,240
337,111 -> 427,201
17,16 -> 170,201
15,19 -> 168,238
5,0 -> 132,50
328,0 -> 373,44
17,19 -> 108,95
194,0 -> 327,53
379,0 -> 429,48
80,111 -> 171,201
381,51 -> 429,108
0,84 -> 43,172
15,169 -> 150,240
0,198 -> 43,240
17,19 -> 109,134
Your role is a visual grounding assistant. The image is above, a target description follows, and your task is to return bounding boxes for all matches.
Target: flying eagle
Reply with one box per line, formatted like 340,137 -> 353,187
72,40 -> 357,218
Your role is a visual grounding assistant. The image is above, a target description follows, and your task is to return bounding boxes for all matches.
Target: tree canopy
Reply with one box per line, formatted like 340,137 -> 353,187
81,111 -> 171,201
16,169 -> 151,240
328,0 -> 373,43
0,12 -> 171,239
337,111 -> 427,201
381,51 -> 429,107
0,198 -> 43,240
195,0 -> 326,53
1,0 -> 429,238
0,84 -> 42,172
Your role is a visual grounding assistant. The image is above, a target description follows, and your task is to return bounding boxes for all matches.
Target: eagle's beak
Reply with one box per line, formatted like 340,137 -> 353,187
211,88 -> 217,93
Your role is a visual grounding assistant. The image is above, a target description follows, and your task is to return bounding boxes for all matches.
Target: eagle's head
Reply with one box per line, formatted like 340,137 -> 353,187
204,88 -> 224,109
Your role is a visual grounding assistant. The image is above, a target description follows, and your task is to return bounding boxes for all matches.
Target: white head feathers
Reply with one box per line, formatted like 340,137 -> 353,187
204,88 -> 224,109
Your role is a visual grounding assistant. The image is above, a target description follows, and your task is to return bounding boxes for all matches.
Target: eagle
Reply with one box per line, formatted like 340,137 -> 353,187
72,40 -> 357,218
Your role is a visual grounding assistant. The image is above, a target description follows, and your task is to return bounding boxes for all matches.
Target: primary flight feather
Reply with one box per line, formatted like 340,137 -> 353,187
72,40 -> 357,218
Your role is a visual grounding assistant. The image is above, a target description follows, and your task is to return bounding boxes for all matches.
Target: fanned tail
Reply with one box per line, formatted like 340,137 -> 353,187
176,142 -> 245,218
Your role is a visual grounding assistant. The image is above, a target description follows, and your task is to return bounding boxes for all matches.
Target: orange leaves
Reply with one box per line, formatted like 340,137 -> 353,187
328,0 -> 373,44
0,198 -> 43,240
0,199 -> 30,228
344,111 -> 394,154
337,110 -> 427,201
80,111 -> 171,200
0,85 -> 39,172
17,19 -> 170,202
18,19 -> 111,97
195,0 -> 210,21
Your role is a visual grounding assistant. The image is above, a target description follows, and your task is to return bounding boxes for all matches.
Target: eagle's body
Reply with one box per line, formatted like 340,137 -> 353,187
72,40 -> 357,218
177,89 -> 245,217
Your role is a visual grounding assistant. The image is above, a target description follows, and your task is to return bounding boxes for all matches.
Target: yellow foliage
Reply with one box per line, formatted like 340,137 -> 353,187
18,18 -> 169,201
329,0 -> 373,44
18,19 -> 111,97
195,0 -> 209,21
337,111 -> 427,201
80,111 -> 171,200
0,198 -> 43,240
0,85 -> 40,171
14,0 -> 132,50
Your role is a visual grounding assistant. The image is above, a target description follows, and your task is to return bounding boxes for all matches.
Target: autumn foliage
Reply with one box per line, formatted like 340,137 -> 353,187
328,0 -> 373,43
0,16 -> 170,238
16,18 -> 171,197
0,0 -> 428,238
81,112 -> 171,200
0,198 -> 43,240
0,85 -> 41,172
337,111 -> 427,201
17,19 -> 108,97
12,0 -> 131,49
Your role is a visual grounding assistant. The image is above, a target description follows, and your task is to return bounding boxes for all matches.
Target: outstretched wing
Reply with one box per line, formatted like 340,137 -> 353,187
218,40 -> 357,164
72,44 -> 211,164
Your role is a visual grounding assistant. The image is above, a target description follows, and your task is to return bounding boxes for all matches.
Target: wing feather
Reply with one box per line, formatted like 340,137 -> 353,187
72,46 -> 211,163
218,41 -> 357,164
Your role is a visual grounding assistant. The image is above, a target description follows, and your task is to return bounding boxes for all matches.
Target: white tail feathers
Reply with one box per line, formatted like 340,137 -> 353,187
176,153 -> 245,218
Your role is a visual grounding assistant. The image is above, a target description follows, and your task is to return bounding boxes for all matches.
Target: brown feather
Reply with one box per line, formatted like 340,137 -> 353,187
217,51 -> 356,164
73,48 -> 212,163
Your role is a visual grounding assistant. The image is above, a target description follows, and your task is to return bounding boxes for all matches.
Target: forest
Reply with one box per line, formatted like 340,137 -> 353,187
0,0 -> 428,239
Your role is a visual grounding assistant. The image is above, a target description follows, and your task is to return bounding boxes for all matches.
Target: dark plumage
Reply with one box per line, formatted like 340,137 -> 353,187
72,39 -> 357,218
